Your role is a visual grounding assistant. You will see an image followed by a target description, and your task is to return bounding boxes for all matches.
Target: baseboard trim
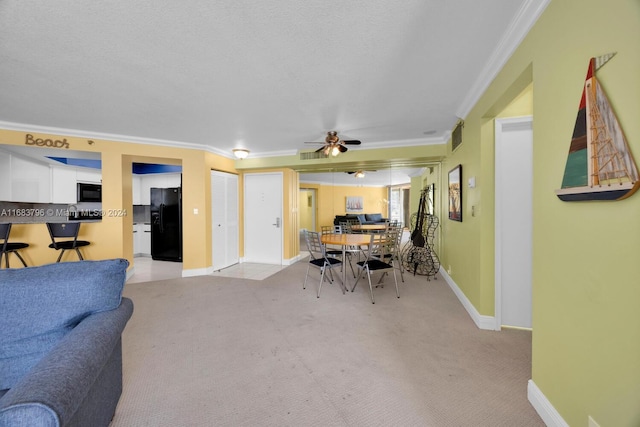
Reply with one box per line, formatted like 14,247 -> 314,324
528,380 -> 569,426
182,267 -> 212,277
283,254 -> 302,265
126,266 -> 135,281
438,267 -> 497,330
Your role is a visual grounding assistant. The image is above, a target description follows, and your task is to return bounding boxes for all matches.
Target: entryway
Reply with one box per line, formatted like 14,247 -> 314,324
495,116 -> 533,329
243,172 -> 283,264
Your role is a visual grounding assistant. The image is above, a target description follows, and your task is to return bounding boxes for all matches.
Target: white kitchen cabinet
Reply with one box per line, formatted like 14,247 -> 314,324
76,168 -> 102,183
140,223 -> 151,255
11,156 -> 51,203
139,173 -> 181,205
51,166 -> 77,203
139,176 -> 152,205
132,175 -> 142,205
133,225 -> 140,255
133,223 -> 152,256
163,173 -> 182,187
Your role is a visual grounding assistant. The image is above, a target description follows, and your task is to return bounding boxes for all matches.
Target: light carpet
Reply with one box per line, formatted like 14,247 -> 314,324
111,260 -> 543,426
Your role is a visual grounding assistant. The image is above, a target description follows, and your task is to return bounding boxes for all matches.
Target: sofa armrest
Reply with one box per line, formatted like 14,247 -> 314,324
0,298 -> 134,426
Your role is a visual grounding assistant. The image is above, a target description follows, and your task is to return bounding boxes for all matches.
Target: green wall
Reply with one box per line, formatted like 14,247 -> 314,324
443,0 -> 640,424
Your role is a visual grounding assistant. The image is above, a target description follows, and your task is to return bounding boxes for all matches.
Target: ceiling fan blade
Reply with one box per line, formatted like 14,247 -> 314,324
315,146 -> 326,153
304,141 -> 324,144
338,144 -> 348,153
342,140 -> 361,145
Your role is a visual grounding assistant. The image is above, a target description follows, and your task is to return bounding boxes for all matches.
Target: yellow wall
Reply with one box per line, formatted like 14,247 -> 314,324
4,2 -> 637,421
442,0 -> 640,424
299,182 -> 388,229
299,189 -> 315,231
0,129 -> 236,272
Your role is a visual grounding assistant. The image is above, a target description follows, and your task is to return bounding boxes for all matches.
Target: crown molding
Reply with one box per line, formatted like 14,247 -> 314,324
455,0 -> 551,119
362,134 -> 448,149
0,120 -> 236,158
0,120 -> 446,160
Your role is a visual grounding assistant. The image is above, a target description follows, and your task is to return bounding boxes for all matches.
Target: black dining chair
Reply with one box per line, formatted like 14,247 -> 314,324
351,230 -> 399,304
303,230 -> 345,298
46,222 -> 91,262
0,223 -> 29,268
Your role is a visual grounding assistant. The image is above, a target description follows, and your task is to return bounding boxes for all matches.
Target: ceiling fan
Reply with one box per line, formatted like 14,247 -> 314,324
304,131 -> 361,156
346,169 -> 376,178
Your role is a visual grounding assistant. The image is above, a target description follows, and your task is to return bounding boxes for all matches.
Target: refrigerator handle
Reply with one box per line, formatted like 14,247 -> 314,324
159,203 -> 165,233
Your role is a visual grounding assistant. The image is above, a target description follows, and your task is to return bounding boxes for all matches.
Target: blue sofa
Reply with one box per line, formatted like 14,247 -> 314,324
0,259 -> 133,427
334,213 -> 388,226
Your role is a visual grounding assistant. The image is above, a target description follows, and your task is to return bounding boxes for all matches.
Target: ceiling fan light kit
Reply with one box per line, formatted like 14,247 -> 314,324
305,131 -> 362,157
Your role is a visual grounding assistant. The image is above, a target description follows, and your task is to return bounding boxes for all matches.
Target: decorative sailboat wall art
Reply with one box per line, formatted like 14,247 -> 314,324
556,53 -> 640,201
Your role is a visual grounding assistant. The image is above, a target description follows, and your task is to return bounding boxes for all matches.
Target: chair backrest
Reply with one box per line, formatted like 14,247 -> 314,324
304,230 -> 325,260
360,233 -> 383,260
47,222 -> 81,247
321,225 -> 342,235
362,228 -> 397,263
0,223 -> 11,251
384,226 -> 402,258
388,219 -> 400,227
339,221 -> 354,234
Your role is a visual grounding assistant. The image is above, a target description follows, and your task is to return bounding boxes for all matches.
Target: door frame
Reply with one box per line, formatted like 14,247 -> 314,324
494,116 -> 533,330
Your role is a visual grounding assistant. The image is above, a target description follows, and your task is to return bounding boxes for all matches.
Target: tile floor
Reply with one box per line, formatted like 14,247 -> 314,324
127,229 -> 409,284
211,262 -> 287,280
127,256 -> 287,283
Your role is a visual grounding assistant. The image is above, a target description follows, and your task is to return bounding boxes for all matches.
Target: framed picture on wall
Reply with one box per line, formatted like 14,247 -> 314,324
346,196 -> 363,212
448,165 -> 462,221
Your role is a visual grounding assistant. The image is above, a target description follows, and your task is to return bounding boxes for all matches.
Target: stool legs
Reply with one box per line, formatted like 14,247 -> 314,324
1,250 -> 28,268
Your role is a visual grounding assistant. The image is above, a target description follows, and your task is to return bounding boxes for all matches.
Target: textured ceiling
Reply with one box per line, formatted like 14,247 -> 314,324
0,1 -> 543,158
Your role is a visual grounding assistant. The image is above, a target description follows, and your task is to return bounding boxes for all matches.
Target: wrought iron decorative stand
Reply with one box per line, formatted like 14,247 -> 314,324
401,186 -> 440,280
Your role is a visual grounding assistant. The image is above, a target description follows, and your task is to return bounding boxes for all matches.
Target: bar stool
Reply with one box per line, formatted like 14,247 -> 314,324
46,222 -> 91,262
0,223 -> 29,268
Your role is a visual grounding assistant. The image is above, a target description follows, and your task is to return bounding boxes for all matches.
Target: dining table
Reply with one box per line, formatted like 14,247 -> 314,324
350,224 -> 387,233
320,232 -> 373,286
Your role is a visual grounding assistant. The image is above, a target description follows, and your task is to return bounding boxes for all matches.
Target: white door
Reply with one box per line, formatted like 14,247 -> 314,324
244,172 -> 282,264
495,116 -> 533,329
211,171 -> 239,271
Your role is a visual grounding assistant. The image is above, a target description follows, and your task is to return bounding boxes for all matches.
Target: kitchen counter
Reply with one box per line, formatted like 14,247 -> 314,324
0,201 -> 104,224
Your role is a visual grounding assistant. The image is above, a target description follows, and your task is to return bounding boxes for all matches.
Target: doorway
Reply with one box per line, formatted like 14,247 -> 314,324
299,188 -> 316,232
389,185 -> 410,227
495,116 -> 533,329
244,172 -> 283,264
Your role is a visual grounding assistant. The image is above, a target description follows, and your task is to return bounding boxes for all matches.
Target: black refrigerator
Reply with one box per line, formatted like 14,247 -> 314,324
150,187 -> 182,262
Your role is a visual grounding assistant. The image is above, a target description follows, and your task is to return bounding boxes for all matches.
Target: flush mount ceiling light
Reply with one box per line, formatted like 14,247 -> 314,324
232,148 -> 250,159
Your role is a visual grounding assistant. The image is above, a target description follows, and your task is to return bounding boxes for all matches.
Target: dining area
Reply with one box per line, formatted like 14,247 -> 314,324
302,221 -> 405,304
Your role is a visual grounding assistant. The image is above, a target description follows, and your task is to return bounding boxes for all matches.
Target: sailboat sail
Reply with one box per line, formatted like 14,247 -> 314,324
556,53 -> 639,201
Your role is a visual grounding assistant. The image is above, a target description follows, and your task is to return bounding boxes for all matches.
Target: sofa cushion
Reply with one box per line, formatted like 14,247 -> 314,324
365,213 -> 383,222
355,214 -> 367,224
0,258 -> 129,390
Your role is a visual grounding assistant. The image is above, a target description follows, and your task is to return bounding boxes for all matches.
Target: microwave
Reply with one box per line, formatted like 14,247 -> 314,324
77,183 -> 102,202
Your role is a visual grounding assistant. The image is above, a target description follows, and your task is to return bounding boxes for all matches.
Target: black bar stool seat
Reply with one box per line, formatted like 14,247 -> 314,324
46,222 -> 91,262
